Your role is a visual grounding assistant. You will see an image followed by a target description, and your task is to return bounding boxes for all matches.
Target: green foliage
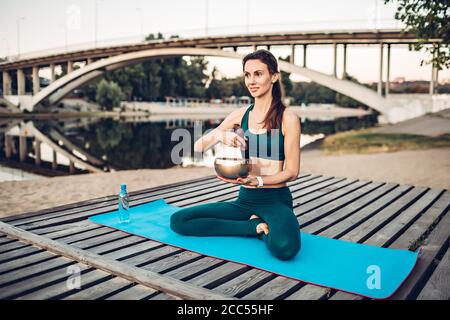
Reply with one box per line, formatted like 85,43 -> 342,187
321,129 -> 450,154
384,0 -> 449,70
95,79 -> 125,110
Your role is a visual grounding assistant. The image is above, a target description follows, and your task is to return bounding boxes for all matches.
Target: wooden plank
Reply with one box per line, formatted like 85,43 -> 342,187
119,178 -> 366,298
338,186 -> 428,243
299,181 -> 382,225
0,234 -> 147,286
13,178 -> 242,232
14,175 -> 313,232
157,178 -> 362,299
1,175 -> 218,223
304,183 -> 398,234
148,293 -> 178,300
389,193 -> 450,300
163,257 -> 225,281
196,181 -> 382,299
63,277 -> 140,300
363,189 -> 443,247
7,237 -> 195,299
5,175 -> 308,237
187,262 -> 250,289
4,175 -> 442,300
14,245 -> 184,300
0,222 -> 230,300
329,188 -> 444,300
7,177 -> 227,230
241,182 -> 390,299
105,284 -> 159,300
209,176 -> 343,206
147,179 -> 358,297
416,245 -> 450,300
0,226 -> 119,265
0,240 -> 30,254
390,190 -> 450,251
0,236 -> 156,296
317,184 -> 412,239
282,185 -> 423,300
295,178 -> 357,210
63,250 -> 203,300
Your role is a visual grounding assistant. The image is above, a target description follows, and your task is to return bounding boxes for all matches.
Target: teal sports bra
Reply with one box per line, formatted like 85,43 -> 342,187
240,104 -> 285,161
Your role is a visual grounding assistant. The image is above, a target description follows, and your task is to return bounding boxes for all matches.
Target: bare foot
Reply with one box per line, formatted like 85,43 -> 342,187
249,214 -> 269,235
256,223 -> 269,235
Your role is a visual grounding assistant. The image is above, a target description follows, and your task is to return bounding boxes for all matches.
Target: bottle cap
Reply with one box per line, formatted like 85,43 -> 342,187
120,184 -> 127,192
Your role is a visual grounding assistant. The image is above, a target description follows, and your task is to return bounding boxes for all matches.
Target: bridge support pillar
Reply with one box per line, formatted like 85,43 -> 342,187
52,150 -> 58,170
4,135 -> 13,159
266,45 -> 271,51
32,66 -> 40,95
34,139 -> 41,166
303,45 -> 307,68
19,135 -> 27,162
252,44 -> 257,52
333,42 -> 337,77
386,44 -> 391,96
87,58 -> 94,65
17,69 -> 26,95
67,61 -> 73,74
50,64 -> 56,83
69,160 -> 75,174
290,45 -> 295,64
377,43 -> 384,96
342,44 -> 347,79
2,71 -> 12,95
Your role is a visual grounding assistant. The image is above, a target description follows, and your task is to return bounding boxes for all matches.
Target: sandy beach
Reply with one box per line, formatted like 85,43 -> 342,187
0,146 -> 449,219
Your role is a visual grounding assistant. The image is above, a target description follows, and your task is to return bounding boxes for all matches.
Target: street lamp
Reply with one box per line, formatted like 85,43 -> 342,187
1,38 -> 10,58
205,0 -> 209,37
16,17 -> 25,57
94,0 -> 104,47
246,0 -> 250,34
59,23 -> 68,52
136,7 -> 144,40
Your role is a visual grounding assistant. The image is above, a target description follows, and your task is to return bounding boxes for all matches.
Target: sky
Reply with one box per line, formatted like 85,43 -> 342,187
0,0 -> 448,83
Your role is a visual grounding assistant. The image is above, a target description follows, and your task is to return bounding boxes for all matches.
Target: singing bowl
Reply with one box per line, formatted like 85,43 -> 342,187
214,157 -> 251,179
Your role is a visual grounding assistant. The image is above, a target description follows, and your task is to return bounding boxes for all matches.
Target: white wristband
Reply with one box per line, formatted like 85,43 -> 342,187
256,176 -> 264,188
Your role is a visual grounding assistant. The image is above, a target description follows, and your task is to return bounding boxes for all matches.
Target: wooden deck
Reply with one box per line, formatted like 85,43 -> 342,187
0,173 -> 449,300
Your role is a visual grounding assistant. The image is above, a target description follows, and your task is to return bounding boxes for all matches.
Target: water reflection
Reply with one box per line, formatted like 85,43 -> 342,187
0,113 -> 378,178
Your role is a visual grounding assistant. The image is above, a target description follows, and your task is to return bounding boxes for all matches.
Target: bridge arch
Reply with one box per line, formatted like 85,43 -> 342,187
31,48 -> 389,114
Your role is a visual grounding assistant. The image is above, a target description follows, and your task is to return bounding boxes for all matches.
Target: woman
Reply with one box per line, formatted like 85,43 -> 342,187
170,49 -> 301,261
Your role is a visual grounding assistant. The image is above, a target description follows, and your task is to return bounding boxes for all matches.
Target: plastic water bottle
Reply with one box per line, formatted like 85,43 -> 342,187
118,184 -> 130,224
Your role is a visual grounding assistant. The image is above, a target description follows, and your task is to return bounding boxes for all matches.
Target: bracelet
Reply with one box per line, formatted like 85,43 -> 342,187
256,176 -> 264,188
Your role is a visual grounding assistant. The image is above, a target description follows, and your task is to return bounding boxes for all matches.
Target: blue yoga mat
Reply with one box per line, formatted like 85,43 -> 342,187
89,199 -> 420,299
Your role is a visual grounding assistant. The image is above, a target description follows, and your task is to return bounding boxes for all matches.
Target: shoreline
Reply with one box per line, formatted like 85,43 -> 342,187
0,104 -> 372,120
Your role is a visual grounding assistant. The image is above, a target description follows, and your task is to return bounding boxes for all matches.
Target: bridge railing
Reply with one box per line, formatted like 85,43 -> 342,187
1,18 -> 404,62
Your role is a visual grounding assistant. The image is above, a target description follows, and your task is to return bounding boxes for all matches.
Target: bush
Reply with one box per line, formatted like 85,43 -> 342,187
95,79 -> 125,110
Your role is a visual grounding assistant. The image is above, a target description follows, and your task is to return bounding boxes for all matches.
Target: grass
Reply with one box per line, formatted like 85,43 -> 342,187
320,129 -> 450,155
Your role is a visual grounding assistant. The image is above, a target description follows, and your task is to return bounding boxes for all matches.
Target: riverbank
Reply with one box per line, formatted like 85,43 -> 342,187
0,103 -> 371,120
319,108 -> 450,155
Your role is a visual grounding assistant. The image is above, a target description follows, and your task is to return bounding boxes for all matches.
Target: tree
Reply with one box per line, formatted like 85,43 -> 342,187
385,0 -> 449,70
95,79 -> 125,110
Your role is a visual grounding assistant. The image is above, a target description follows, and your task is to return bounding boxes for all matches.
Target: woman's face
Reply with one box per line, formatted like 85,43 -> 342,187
244,59 -> 279,98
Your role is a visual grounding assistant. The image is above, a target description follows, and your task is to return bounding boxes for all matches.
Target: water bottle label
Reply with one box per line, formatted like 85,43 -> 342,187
120,195 -> 129,210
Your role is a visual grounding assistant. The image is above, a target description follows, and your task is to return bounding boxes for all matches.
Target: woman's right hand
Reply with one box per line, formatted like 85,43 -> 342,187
220,130 -> 247,149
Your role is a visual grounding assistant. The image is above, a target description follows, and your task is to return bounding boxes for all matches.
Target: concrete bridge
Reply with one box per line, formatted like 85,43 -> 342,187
0,29 -> 445,123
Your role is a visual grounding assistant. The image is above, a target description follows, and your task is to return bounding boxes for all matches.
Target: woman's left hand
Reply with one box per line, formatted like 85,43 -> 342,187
216,174 -> 259,187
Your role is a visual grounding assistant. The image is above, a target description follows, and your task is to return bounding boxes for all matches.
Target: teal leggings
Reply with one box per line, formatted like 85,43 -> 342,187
170,186 -> 301,261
